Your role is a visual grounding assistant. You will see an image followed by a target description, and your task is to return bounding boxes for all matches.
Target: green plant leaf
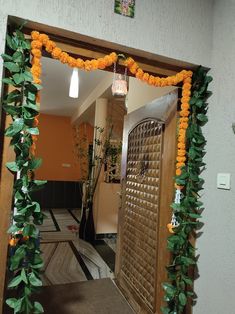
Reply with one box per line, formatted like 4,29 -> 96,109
8,275 -> 22,288
21,268 -> 28,284
3,104 -> 21,115
30,158 -> 42,170
5,118 -> 24,136
1,53 -> 13,61
28,272 -> 42,287
6,34 -> 17,50
13,73 -> 25,84
33,301 -> 44,313
12,51 -> 23,63
27,127 -> 39,135
6,298 -> 18,309
4,62 -> 20,73
6,161 -> 19,172
179,292 -> 187,306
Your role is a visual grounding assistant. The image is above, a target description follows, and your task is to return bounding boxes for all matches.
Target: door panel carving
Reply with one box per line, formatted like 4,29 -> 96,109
115,91 -> 178,313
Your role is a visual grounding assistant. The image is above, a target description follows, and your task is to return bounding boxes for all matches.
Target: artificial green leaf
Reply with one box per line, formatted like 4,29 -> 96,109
23,71 -> 33,82
1,53 -> 13,61
6,34 -> 17,50
21,268 -> 28,284
6,298 -> 18,309
3,104 -> 21,116
5,89 -> 21,103
13,73 -> 25,84
6,161 -> 19,172
2,78 -> 15,85
179,292 -> 187,306
8,275 -> 22,288
23,224 -> 38,238
197,113 -> 208,123
5,118 -> 24,136
33,301 -> 44,313
28,272 -> 42,287
27,127 -> 39,135
12,51 -> 23,63
4,62 -> 20,73
30,158 -> 42,170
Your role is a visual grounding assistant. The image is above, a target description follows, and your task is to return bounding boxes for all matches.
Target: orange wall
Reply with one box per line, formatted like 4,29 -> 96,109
35,114 -> 81,181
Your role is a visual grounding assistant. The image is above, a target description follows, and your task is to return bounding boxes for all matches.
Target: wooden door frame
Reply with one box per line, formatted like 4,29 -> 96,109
0,15 -> 204,313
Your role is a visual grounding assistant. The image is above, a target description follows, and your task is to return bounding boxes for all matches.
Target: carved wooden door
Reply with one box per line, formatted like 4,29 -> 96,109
115,91 -> 178,313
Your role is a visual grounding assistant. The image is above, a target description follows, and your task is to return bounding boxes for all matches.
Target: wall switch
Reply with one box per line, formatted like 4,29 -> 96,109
217,173 -> 231,190
62,163 -> 71,168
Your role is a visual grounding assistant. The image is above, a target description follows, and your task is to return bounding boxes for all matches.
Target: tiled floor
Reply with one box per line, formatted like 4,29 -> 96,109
38,209 -> 116,286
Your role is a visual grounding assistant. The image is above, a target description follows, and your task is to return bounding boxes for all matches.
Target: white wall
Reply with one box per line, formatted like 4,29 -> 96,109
0,0 -> 214,73
3,1 -> 235,313
194,1 -> 235,314
127,77 -> 176,113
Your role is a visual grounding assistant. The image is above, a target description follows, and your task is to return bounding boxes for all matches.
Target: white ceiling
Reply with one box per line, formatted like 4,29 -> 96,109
40,57 -> 110,117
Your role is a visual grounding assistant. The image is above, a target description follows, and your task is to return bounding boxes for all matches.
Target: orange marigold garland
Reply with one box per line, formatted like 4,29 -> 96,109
30,31 -> 193,234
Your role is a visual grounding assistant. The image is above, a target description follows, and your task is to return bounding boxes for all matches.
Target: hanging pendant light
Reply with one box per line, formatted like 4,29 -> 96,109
111,62 -> 128,97
69,68 -> 79,98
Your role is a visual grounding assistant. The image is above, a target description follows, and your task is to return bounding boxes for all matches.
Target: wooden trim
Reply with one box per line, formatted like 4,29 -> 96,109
156,103 -> 178,312
0,114 -> 15,313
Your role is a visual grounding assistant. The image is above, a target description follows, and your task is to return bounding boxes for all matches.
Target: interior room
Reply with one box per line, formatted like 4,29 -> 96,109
31,55 -> 176,289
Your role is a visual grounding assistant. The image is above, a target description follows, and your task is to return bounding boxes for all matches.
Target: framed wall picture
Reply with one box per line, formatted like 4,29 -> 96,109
114,0 -> 135,18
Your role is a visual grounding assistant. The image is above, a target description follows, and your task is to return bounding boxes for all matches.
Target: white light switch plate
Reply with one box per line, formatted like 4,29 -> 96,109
217,173 -> 231,190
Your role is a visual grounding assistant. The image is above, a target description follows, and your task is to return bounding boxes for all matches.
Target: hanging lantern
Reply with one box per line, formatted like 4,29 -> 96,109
111,62 -> 128,97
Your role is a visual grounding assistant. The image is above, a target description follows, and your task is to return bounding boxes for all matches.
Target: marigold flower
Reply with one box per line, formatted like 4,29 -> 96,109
67,56 -> 77,67
33,78 -> 42,84
91,59 -> 99,70
51,47 -> 62,59
176,162 -> 185,168
76,58 -> 84,69
184,77 -> 192,84
59,52 -> 69,64
31,31 -> 40,40
31,40 -> 42,49
167,223 -> 175,234
154,77 -> 161,87
148,75 -> 155,85
177,156 -> 186,162
84,60 -> 92,71
179,117 -> 189,123
104,55 -> 113,66
124,57 -> 134,67
177,149 -> 186,157
45,40 -> 56,53
180,109 -> 190,117
181,96 -> 190,103
142,72 -> 149,82
177,143 -> 185,150
182,90 -> 191,97
38,34 -> 49,45
97,58 -> 106,69
31,49 -> 42,59
32,57 -> 41,66
176,168 -> 182,176
9,238 -> 18,247
129,63 -> 138,74
136,68 -> 144,79
110,52 -> 118,63
179,122 -> 188,129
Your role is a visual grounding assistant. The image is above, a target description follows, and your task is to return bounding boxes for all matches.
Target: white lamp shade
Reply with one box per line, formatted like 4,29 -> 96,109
69,68 -> 79,98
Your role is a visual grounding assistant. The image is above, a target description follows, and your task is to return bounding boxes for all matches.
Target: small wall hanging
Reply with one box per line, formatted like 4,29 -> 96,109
114,0 -> 135,18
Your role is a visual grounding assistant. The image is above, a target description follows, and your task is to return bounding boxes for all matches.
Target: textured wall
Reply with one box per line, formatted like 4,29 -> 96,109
0,0 -> 214,69
194,1 -> 235,313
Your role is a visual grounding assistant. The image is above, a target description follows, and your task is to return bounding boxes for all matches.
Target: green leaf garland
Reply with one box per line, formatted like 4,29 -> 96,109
2,29 -> 46,313
162,67 -> 212,313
